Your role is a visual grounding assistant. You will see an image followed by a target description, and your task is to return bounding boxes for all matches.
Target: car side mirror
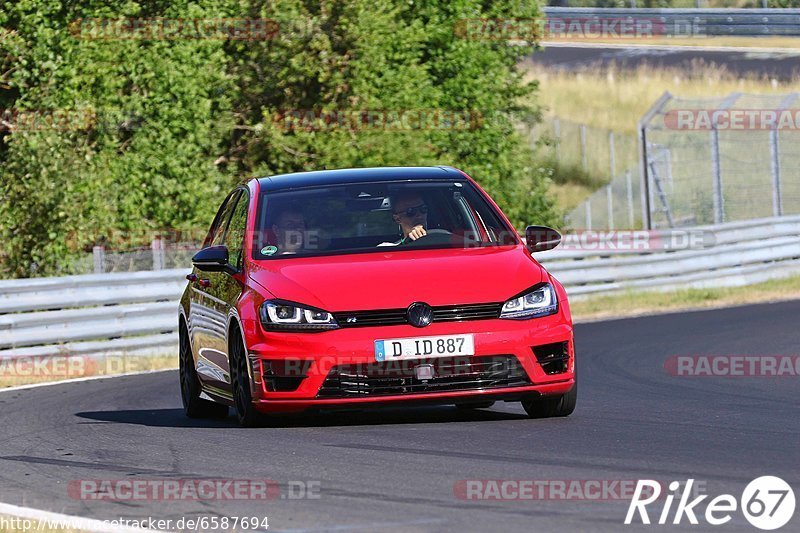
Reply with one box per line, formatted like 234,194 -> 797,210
192,245 -> 237,274
525,226 -> 561,253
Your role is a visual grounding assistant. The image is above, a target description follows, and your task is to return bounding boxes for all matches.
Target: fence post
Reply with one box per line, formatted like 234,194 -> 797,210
606,185 -> 614,230
625,170 -> 635,228
769,126 -> 783,217
710,93 -> 740,225
584,199 -> 592,230
93,246 -> 105,274
638,92 -> 672,230
608,131 -> 616,178
770,93 -> 797,217
710,127 -> 724,225
580,124 -> 587,171
151,238 -> 165,270
554,118 -> 561,164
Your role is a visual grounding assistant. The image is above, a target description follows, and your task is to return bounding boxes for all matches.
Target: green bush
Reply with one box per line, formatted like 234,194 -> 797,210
0,0 -> 557,278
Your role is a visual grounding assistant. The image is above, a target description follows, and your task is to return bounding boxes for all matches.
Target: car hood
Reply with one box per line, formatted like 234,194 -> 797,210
248,246 -> 545,311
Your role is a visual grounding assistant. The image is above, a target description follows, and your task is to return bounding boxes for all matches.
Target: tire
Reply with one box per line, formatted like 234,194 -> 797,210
456,401 -> 495,410
229,328 -> 268,428
179,322 -> 229,419
522,378 -> 577,419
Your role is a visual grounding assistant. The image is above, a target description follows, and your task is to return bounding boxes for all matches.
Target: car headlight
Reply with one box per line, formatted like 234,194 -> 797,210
260,300 -> 339,331
500,283 -> 558,319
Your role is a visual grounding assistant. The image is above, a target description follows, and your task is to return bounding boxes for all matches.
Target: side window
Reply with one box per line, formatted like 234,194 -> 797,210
224,190 -> 249,269
209,191 -> 241,246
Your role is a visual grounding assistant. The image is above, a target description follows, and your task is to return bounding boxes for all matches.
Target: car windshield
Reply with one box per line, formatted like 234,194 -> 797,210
252,180 -> 518,259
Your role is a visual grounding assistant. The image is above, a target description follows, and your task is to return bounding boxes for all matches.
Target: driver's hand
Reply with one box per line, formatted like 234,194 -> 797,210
407,225 -> 427,241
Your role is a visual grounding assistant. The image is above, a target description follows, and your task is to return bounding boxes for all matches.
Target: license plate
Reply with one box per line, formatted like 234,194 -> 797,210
374,334 -> 474,361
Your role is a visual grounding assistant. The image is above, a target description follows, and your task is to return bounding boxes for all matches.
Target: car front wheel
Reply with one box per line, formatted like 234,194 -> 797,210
521,378 -> 577,419
229,330 -> 268,427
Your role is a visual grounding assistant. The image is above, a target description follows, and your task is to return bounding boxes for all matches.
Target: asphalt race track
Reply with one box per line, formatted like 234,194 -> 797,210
525,44 -> 800,80
0,300 -> 798,532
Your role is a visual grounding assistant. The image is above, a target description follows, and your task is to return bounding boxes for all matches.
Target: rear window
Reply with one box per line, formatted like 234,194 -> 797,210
252,180 -> 518,259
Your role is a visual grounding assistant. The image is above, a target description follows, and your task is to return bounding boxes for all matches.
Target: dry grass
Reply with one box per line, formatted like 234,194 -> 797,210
0,353 -> 177,389
525,63 -> 794,135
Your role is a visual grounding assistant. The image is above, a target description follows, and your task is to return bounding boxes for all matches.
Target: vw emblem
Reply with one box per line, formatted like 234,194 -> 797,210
407,302 -> 434,328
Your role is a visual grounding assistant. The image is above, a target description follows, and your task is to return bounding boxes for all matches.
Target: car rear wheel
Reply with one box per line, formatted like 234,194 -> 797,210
179,322 -> 228,419
229,330 -> 268,428
521,378 -> 577,418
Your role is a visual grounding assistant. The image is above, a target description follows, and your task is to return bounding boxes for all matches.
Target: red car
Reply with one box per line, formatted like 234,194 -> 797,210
179,166 -> 576,426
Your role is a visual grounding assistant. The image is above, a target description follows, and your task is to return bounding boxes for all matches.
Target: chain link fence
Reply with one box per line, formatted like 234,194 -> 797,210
69,239 -> 198,274
640,91 -> 800,228
534,116 -> 644,229
566,168 -> 644,229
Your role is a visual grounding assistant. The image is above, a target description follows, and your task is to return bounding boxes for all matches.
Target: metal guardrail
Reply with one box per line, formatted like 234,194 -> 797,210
0,215 -> 798,358
538,214 -> 800,295
542,7 -> 800,36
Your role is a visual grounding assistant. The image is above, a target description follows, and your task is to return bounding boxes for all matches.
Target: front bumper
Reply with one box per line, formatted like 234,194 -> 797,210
246,315 -> 574,414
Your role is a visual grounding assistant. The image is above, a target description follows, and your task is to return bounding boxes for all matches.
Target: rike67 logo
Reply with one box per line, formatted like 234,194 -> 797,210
626,477 -> 795,530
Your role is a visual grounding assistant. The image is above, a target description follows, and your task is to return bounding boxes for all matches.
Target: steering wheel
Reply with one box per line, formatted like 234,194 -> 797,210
402,229 -> 453,246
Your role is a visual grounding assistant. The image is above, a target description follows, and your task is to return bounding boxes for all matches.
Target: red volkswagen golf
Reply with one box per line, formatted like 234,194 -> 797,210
179,166 -> 576,426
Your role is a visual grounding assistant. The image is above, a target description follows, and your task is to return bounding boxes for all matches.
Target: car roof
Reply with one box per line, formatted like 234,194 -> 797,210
256,166 -> 466,192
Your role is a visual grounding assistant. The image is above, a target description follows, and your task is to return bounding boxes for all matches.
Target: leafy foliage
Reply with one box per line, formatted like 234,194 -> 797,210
0,0 -> 557,278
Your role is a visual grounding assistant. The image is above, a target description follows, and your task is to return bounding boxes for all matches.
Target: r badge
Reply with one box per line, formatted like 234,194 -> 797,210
415,364 -> 434,381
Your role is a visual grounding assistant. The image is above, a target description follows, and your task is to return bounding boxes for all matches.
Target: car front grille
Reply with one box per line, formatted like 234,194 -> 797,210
317,355 -> 530,398
332,302 -> 502,328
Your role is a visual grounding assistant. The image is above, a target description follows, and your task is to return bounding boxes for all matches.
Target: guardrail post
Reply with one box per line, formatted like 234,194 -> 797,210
606,184 -> 614,230
152,238 -> 165,270
92,246 -> 105,274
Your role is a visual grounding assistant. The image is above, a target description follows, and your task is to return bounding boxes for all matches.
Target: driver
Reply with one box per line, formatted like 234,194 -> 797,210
272,206 -> 306,254
390,192 -> 429,245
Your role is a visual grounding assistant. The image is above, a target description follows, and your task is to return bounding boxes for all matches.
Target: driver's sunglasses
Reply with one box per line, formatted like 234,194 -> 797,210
395,204 -> 428,217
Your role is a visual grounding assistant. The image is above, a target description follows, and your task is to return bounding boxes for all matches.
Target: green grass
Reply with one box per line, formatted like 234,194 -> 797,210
571,274 -> 800,321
